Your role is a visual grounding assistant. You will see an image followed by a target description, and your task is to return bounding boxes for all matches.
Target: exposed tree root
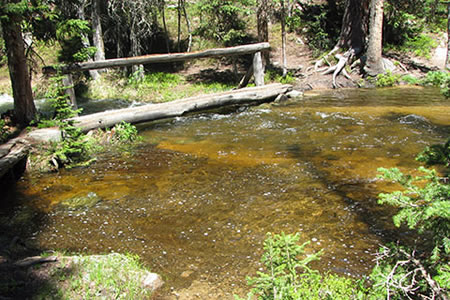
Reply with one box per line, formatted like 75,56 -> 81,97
317,48 -> 359,88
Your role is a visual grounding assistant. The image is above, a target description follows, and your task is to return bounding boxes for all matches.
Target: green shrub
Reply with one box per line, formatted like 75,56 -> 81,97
111,121 -> 141,143
375,70 -> 401,87
265,69 -> 295,84
193,0 -> 254,46
372,139 -> 450,299
400,74 -> 419,85
290,4 -> 339,56
420,71 -> 450,98
38,75 -> 92,169
405,34 -> 438,59
0,119 -> 8,143
236,233 -> 366,300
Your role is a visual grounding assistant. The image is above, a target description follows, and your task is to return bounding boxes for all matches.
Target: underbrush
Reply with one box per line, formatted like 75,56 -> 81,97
35,252 -> 157,299
82,71 -> 235,103
374,70 -> 450,98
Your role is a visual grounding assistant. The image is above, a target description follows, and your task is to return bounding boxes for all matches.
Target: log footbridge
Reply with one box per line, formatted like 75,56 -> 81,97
1,43 -> 295,181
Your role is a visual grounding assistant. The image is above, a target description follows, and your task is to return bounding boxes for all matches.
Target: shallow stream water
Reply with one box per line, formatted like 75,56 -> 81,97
2,87 -> 449,298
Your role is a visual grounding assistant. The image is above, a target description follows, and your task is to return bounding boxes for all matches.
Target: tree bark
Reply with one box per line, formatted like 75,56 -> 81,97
78,0 -> 100,80
70,84 -> 291,132
257,0 -> 270,66
364,0 -> 385,76
337,0 -> 370,53
161,2 -> 171,54
1,3 -> 37,127
447,3 -> 450,70
181,0 -> 192,52
281,0 -> 287,76
91,0 -> 106,68
130,20 -> 144,77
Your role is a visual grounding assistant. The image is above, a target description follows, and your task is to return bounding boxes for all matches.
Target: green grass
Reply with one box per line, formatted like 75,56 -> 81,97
36,252 -> 156,299
83,70 -> 234,102
385,33 -> 438,59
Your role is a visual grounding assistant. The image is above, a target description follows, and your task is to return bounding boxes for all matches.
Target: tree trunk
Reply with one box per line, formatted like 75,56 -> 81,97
181,0 -> 192,52
161,2 -> 171,53
91,0 -> 106,72
337,0 -> 370,53
1,6 -> 37,126
130,21 -> 144,77
257,0 -> 270,66
447,3 -> 450,70
78,0 -> 100,80
364,0 -> 385,76
281,0 -> 287,76
177,0 -> 182,52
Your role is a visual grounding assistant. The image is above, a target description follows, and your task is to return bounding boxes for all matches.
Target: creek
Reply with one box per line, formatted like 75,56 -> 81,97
1,86 -> 449,298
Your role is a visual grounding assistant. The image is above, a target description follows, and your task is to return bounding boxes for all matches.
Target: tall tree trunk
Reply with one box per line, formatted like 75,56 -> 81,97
177,0 -> 182,52
257,0 -> 270,66
336,0 -> 370,54
1,7 -> 36,126
337,0 -> 370,53
161,2 -> 171,53
130,21 -> 144,78
364,0 -> 385,76
92,0 -> 106,68
181,0 -> 192,52
78,0 -> 100,80
446,3 -> 450,70
281,0 -> 287,76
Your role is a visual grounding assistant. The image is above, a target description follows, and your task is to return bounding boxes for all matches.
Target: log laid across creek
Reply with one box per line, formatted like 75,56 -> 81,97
71,83 -> 293,132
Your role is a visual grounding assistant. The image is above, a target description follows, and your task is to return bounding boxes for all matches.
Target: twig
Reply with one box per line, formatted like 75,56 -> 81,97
400,249 -> 448,300
14,256 -> 58,268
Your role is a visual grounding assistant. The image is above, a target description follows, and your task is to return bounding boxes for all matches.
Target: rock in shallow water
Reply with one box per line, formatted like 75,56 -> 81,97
60,192 -> 102,210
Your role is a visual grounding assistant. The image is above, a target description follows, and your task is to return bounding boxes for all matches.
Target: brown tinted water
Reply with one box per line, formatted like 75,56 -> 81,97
2,87 -> 449,298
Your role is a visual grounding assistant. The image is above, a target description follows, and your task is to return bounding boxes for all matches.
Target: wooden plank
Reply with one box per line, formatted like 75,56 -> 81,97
45,43 -> 271,74
71,83 -> 292,132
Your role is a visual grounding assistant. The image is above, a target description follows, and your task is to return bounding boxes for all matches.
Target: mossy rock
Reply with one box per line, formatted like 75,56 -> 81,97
60,192 -> 101,210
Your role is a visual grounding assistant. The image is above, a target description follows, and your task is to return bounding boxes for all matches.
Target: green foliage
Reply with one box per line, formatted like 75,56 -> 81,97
374,139 -> 450,299
236,233 -> 366,300
265,69 -> 295,84
193,0 -> 254,46
56,19 -> 96,63
0,119 -> 8,143
290,4 -> 339,56
375,70 -> 401,87
404,34 -> 438,59
128,71 -> 181,89
400,74 -> 420,85
36,253 -> 154,299
111,121 -> 141,143
416,138 -> 450,172
420,71 -> 450,98
39,75 -> 91,169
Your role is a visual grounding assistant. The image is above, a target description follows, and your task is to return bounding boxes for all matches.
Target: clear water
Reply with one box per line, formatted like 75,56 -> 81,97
2,87 -> 449,298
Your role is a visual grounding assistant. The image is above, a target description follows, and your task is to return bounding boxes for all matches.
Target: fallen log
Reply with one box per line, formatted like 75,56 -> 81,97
71,83 -> 292,132
44,43 -> 271,74
0,138 -> 30,179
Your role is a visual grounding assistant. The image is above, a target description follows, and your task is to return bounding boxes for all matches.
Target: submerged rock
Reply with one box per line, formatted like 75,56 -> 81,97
60,192 -> 102,210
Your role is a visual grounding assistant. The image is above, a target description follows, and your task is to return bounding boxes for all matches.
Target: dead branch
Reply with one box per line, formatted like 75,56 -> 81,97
14,256 -> 58,268
400,249 -> 448,300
